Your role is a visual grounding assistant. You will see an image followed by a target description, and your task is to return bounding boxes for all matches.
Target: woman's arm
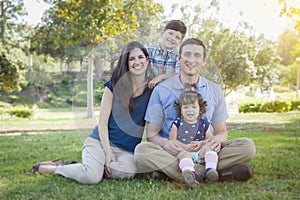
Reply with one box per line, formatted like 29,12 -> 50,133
98,87 -> 115,177
98,87 -> 114,155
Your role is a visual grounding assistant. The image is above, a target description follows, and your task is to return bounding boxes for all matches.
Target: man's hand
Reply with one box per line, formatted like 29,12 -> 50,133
163,140 -> 184,156
207,137 -> 221,153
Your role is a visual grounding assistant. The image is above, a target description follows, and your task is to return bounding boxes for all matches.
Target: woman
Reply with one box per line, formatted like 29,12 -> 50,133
28,41 -> 152,184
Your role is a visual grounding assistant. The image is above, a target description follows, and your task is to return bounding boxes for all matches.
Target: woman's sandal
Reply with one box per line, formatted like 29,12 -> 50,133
28,158 -> 64,174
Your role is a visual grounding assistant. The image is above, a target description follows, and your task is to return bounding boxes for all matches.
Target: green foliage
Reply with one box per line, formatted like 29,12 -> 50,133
260,100 -> 289,113
0,0 -> 27,43
33,0 -> 162,54
3,106 -> 34,118
238,99 -> 299,113
7,94 -> 34,106
238,102 -> 262,113
276,29 -> 299,66
0,43 -> 28,93
199,29 -> 253,95
61,76 -> 72,85
94,79 -> 108,106
290,99 -> 300,111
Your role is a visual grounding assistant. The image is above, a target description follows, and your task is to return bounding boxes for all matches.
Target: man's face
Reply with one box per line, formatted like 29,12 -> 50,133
179,44 -> 206,76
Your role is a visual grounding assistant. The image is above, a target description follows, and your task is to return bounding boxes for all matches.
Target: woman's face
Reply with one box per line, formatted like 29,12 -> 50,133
128,48 -> 149,76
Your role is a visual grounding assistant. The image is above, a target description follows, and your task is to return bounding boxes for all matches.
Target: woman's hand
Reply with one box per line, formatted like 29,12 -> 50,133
104,151 -> 115,178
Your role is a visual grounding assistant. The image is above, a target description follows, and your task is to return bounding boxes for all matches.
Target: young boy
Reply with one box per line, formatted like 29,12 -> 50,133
147,19 -> 187,89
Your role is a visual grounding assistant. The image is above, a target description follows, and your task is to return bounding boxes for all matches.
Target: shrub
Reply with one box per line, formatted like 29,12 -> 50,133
238,102 -> 262,113
260,101 -> 275,113
239,100 -> 295,113
61,76 -> 71,85
6,106 -> 34,118
8,94 -> 34,106
290,99 -> 300,111
273,100 -> 290,112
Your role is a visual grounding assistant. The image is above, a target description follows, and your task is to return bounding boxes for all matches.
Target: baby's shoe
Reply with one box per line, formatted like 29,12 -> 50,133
205,168 -> 219,183
182,170 -> 200,188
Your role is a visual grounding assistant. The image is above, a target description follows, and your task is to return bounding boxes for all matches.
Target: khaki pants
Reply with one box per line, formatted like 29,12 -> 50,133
55,137 -> 137,184
134,138 -> 256,181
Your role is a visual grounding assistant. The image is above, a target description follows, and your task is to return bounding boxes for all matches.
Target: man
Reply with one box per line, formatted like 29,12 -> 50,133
134,38 -> 256,184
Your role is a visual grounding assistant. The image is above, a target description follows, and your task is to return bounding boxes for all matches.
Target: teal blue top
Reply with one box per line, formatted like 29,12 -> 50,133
89,81 -> 152,153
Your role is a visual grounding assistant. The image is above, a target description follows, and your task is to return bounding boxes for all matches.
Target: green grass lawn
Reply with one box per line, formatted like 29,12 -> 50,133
0,112 -> 299,199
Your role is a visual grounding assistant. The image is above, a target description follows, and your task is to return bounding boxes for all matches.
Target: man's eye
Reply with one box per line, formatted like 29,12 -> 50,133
195,53 -> 202,57
184,53 -> 191,57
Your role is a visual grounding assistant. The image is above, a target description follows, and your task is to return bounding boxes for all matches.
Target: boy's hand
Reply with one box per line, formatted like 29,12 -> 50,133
148,76 -> 163,89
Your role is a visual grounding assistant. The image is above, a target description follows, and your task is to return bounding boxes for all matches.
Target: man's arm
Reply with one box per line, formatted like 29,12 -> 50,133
212,120 -> 228,142
146,122 -> 183,156
146,122 -> 168,146
208,120 -> 228,152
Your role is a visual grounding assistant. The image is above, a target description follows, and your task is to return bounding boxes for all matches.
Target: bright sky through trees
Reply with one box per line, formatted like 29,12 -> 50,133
24,0 -> 293,40
154,0 -> 292,40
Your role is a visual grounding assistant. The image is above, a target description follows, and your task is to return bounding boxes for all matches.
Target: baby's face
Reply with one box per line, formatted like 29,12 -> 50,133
181,101 -> 200,123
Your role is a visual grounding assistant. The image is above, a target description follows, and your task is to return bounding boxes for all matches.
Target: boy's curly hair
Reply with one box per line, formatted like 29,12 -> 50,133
175,84 -> 207,119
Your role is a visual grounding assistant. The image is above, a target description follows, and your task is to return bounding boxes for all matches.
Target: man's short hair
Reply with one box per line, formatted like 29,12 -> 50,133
179,38 -> 206,59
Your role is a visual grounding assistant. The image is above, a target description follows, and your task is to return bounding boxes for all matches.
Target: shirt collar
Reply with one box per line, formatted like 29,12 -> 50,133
174,75 -> 206,90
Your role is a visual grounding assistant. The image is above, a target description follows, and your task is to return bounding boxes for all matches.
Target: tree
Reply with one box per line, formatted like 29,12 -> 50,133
174,1 -> 279,95
0,0 -> 27,45
279,0 -> 300,59
279,0 -> 300,29
251,39 -> 280,88
34,0 -> 162,117
200,29 -> 253,96
276,29 -> 299,65
0,0 -> 28,93
0,42 -> 27,92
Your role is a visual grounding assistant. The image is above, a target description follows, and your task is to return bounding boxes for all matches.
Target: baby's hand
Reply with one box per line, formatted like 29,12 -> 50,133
190,140 -> 210,151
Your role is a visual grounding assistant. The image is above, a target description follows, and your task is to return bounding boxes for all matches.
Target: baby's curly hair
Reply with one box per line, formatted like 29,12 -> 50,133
175,84 -> 207,119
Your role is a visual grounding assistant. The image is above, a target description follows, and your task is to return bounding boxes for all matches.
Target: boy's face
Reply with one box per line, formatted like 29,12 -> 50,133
160,29 -> 183,50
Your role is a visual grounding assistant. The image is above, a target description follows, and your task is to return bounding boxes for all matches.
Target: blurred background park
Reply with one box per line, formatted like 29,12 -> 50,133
0,0 -> 300,126
1,1 -> 299,199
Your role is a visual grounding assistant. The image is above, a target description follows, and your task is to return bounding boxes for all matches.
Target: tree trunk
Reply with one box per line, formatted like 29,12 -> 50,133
87,47 -> 94,118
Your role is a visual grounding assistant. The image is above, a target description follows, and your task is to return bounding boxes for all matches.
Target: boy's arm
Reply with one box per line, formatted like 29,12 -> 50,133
148,73 -> 178,89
